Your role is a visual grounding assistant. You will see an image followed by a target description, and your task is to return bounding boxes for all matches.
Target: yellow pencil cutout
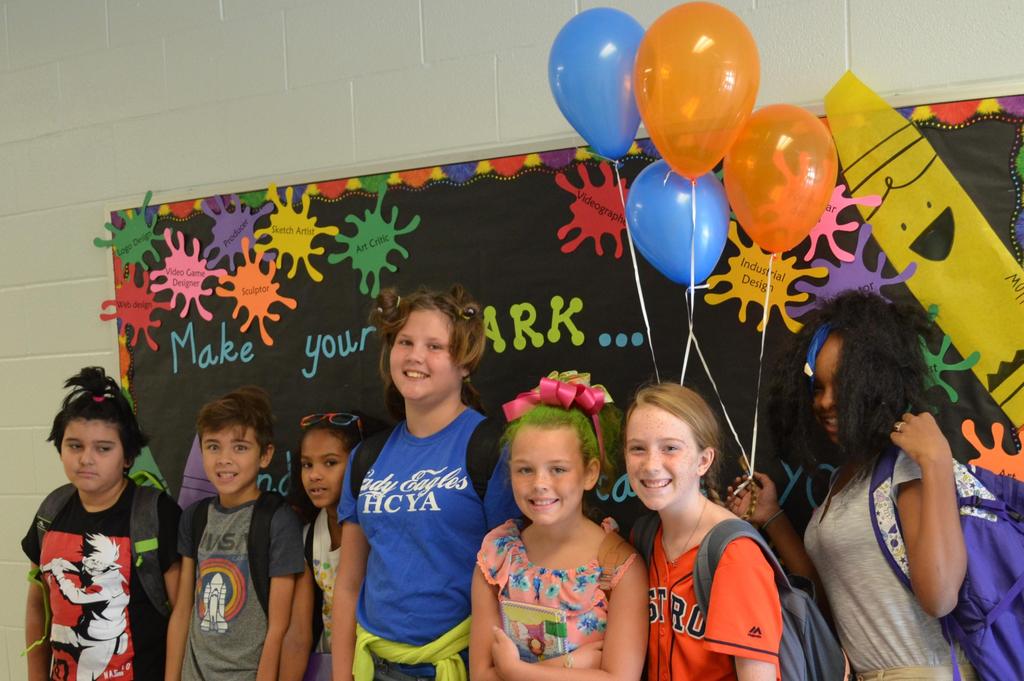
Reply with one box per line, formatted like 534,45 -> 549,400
825,72 -> 1024,430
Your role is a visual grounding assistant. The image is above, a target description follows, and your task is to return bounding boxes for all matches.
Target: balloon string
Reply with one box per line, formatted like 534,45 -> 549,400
681,177 -> 697,384
677,175 -> 746,460
736,251 -> 776,493
613,161 -> 660,382
685,320 -> 748,460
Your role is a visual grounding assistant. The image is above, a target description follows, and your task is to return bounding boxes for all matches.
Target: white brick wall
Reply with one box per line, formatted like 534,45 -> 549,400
284,1 -> 422,87
6,0 -> 107,70
1,1 -> 1023,677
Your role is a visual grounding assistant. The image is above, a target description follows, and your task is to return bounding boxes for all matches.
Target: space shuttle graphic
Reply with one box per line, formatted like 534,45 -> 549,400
825,72 -> 1024,430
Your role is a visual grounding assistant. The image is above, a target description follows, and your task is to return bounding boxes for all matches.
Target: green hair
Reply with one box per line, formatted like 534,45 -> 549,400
502,403 -> 622,494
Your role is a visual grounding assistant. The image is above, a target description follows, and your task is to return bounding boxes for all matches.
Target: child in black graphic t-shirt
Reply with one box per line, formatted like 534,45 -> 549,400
22,367 -> 182,681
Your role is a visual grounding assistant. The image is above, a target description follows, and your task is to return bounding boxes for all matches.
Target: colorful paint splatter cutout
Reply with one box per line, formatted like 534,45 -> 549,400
705,222 -> 826,332
254,185 -> 340,282
150,230 -> 227,322
789,224 -> 917,318
921,305 -> 981,404
804,184 -> 882,263
327,187 -> 420,297
95,191 -> 163,270
554,162 -> 629,258
963,419 -> 1024,479
99,263 -> 172,351
202,194 -> 274,272
216,237 -> 297,346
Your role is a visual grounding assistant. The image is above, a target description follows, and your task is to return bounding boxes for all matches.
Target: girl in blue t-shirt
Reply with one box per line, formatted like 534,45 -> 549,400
332,285 -> 519,681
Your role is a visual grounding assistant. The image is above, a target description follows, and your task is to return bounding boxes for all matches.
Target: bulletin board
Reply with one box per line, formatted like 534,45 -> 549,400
98,87 -> 1024,532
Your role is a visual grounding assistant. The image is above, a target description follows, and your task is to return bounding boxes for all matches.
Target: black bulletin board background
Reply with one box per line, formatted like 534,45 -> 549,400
105,101 -> 1023,534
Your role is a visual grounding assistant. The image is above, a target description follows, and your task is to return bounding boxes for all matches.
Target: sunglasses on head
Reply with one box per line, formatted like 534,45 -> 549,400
300,412 -> 363,437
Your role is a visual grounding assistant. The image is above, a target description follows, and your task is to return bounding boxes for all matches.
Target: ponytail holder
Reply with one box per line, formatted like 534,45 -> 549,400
460,306 -> 477,320
92,395 -> 107,403
502,370 -> 613,469
376,295 -> 401,316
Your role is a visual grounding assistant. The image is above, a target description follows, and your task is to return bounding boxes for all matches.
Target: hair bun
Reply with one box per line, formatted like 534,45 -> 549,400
65,366 -> 117,399
372,289 -> 402,325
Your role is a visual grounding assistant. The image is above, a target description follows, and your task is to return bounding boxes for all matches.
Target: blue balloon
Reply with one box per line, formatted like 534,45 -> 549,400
626,162 -> 730,286
548,8 -> 644,160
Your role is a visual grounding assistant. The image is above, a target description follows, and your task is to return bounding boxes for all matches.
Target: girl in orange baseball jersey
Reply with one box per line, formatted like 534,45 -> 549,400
469,371 -> 648,681
625,383 -> 782,681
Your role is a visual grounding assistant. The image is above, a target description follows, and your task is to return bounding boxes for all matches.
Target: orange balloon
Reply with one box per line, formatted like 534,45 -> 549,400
724,104 -> 838,253
634,2 -> 760,179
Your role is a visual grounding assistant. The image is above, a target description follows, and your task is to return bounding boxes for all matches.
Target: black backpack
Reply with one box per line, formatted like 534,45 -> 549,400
33,482 -> 170,617
189,490 -> 288,615
632,513 -> 850,681
347,416 -> 506,501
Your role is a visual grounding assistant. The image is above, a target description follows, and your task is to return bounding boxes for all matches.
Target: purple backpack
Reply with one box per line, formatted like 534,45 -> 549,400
869,447 -> 1024,681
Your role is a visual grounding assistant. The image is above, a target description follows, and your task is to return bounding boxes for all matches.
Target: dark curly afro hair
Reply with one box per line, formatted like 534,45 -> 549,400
768,291 -> 937,469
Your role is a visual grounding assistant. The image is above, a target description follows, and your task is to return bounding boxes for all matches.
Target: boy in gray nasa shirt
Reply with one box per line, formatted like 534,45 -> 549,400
166,387 -> 304,681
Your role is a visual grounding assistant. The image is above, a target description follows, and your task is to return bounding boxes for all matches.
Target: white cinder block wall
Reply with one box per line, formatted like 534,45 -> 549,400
1,0 -> 1022,676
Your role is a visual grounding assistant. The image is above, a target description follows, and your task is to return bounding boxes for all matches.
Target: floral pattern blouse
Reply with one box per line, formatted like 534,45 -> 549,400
477,518 -> 637,653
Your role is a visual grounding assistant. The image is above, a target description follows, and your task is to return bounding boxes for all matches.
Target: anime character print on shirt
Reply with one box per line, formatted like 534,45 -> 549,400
194,529 -> 249,633
41,531 -> 133,681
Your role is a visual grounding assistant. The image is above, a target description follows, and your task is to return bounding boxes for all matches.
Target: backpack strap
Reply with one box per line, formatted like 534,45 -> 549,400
25,484 -> 76,656
466,417 -> 506,501
693,518 -> 790,618
348,417 -> 503,503
249,491 -> 287,616
867,447 -> 913,589
629,511 -> 662,562
34,484 -> 77,549
596,529 -> 637,596
129,484 -> 171,618
348,427 -> 395,499
33,484 -> 171,619
189,496 -> 215,568
304,522 -> 324,650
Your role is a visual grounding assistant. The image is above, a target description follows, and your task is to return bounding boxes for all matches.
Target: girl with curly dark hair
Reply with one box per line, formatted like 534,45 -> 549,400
728,292 -> 976,679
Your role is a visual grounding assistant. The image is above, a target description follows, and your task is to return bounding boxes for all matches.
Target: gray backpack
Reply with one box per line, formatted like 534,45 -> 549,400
632,514 -> 850,681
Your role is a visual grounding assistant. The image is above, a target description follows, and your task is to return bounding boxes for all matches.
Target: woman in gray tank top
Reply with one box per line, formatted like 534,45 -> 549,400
727,292 -> 977,681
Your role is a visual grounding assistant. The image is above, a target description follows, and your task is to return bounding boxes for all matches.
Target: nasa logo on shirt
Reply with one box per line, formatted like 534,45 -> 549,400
196,557 -> 248,633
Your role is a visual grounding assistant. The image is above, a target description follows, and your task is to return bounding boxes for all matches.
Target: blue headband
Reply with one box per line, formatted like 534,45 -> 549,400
804,323 -> 834,393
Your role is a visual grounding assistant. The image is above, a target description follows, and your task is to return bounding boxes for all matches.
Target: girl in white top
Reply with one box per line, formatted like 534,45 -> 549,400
728,292 -> 977,680
280,411 -> 384,681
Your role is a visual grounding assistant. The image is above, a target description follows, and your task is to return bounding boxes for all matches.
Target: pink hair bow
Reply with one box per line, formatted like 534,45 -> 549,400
502,371 -> 612,467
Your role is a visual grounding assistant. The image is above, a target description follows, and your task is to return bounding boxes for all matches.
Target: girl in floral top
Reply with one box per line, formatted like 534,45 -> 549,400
469,371 -> 648,681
